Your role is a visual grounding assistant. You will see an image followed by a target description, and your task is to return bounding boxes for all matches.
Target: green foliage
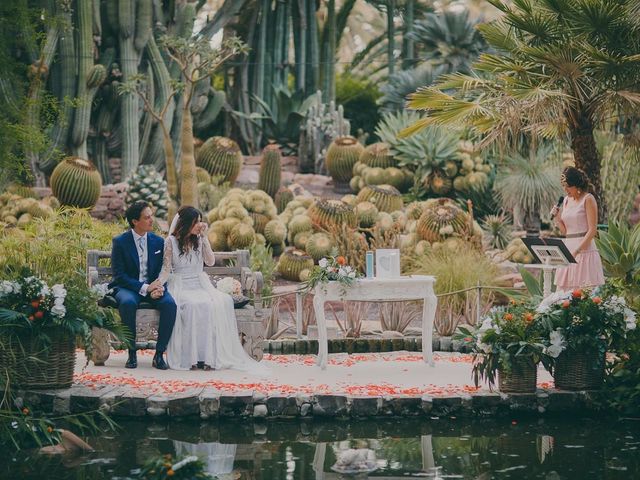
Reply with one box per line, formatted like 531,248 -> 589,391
249,242 -> 276,306
378,64 -> 445,114
404,246 -> 500,335
303,250 -> 361,294
596,222 -> 640,285
492,146 -> 563,228
455,301 -> 551,389
481,213 -> 512,250
336,73 -> 381,143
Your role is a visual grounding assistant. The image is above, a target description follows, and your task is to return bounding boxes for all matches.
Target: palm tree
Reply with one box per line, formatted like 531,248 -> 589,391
403,0 -> 640,219
408,9 -> 488,73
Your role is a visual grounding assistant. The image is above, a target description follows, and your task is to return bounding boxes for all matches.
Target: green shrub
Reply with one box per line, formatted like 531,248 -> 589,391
336,73 -> 381,144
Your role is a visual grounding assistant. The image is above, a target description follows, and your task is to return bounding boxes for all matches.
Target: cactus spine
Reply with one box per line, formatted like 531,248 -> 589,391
196,137 -> 244,185
50,157 -> 102,208
257,144 -> 282,198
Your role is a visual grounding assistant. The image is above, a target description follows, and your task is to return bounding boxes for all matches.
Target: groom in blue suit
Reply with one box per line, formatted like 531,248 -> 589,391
109,201 -> 176,369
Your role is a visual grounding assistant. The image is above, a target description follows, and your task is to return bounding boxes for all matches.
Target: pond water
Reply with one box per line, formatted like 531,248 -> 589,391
3,416 -> 639,479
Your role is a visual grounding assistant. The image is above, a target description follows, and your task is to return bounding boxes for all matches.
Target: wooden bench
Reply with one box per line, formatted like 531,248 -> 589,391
87,249 -> 268,365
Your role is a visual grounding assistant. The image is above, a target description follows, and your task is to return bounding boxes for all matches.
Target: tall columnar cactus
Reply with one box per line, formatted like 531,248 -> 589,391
196,136 -> 244,185
307,199 -> 357,230
50,157 -> 102,209
356,185 -> 404,213
277,249 -> 314,281
416,198 -> 470,242
257,144 -> 282,198
360,142 -> 396,168
325,136 -> 364,189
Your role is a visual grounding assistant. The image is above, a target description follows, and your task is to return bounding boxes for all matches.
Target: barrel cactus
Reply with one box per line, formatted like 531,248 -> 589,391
274,186 -> 294,213
264,219 -> 287,245
355,201 -> 378,228
325,136 -> 365,188
277,249 -> 314,281
359,142 -> 396,168
196,136 -> 244,184
356,185 -> 403,213
50,157 -> 102,209
416,198 -> 470,242
196,167 -> 211,183
306,233 -> 334,261
125,165 -> 169,219
228,223 -> 256,249
307,199 -> 357,230
257,144 -> 282,198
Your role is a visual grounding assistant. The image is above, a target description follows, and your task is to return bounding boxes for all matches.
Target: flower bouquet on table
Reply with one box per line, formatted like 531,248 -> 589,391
303,250 -> 362,295
216,277 -> 249,308
536,288 -> 637,390
455,301 -> 552,392
0,270 -> 124,389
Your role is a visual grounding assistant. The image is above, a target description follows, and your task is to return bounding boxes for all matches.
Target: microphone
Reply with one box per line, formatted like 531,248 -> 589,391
550,196 -> 564,218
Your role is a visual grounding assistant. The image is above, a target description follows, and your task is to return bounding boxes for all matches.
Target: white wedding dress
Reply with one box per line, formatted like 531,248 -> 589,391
159,234 -> 269,375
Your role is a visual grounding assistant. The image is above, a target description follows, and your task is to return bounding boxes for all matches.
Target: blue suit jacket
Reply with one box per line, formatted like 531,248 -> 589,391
108,230 -> 165,293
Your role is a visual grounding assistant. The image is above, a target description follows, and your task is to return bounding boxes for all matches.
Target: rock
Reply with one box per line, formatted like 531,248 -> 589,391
300,403 -> 312,417
313,395 -> 348,417
266,396 -> 298,417
253,404 -> 268,418
146,396 -> 169,416
380,330 -> 404,338
219,392 -> 253,417
439,336 -> 452,352
199,389 -> 220,419
350,397 -> 380,417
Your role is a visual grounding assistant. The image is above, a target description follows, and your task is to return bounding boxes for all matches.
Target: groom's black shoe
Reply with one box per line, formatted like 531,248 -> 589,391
152,351 -> 169,370
125,350 -> 137,369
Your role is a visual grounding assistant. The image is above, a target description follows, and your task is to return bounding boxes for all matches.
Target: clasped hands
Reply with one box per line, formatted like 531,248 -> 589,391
148,279 -> 164,299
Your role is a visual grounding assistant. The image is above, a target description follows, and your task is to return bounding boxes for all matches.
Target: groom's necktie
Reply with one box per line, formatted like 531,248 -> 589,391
138,236 -> 148,282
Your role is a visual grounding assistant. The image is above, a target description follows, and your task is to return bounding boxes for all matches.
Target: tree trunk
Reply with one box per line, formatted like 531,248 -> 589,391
570,115 -> 607,222
179,83 -> 198,208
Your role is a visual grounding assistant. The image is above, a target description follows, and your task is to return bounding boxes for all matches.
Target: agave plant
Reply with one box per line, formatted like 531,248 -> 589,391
481,213 -> 513,250
375,111 -> 459,191
408,9 -> 488,72
378,64 -> 446,114
236,87 -> 319,155
492,145 -> 564,234
596,223 -> 640,284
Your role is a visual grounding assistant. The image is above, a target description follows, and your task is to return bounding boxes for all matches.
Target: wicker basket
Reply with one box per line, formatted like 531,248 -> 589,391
498,358 -> 538,393
0,331 -> 76,390
554,350 -> 604,391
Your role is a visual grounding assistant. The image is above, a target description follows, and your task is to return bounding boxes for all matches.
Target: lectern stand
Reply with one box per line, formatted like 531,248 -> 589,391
521,237 -> 576,297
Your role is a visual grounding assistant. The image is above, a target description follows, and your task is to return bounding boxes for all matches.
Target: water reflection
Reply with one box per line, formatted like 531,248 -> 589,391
2,417 -> 640,479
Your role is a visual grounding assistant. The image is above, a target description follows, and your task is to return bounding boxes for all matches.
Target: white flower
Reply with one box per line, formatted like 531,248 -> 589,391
476,340 -> 492,353
40,284 -> 50,298
0,280 -> 20,295
51,304 -> 66,318
172,456 -> 199,472
624,307 -> 637,331
217,277 -> 242,296
54,297 -> 65,307
544,329 -> 566,358
91,283 -> 110,298
348,271 -> 356,278
319,258 -> 328,268
338,267 -> 347,276
536,290 -> 572,314
52,284 -> 66,299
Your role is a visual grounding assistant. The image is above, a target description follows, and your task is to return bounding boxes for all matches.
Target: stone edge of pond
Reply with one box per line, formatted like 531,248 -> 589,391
18,387 -> 605,419
265,336 -> 469,355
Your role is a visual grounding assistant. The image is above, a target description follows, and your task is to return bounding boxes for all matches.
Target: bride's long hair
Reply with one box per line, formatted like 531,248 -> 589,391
172,206 -> 202,255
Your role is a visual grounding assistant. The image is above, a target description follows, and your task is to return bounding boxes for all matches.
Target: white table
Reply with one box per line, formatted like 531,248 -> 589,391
297,275 -> 437,370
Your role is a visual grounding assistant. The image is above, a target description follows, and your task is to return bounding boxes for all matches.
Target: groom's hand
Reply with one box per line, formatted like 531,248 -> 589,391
148,279 -> 163,292
149,288 -> 163,299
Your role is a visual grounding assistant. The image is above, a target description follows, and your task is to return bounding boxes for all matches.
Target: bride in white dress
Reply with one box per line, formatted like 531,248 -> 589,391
159,206 -> 269,375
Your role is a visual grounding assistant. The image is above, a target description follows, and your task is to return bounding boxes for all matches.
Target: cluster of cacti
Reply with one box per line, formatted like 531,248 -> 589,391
50,157 -> 102,209
504,238 -> 534,264
206,188 -> 278,251
355,185 -> 404,213
351,162 -> 413,193
277,249 -> 315,281
196,136 -> 244,185
0,192 -> 57,227
447,141 -> 492,193
325,136 -> 364,189
257,144 -> 282,198
307,199 -> 357,230
125,165 -> 169,219
415,198 -> 472,243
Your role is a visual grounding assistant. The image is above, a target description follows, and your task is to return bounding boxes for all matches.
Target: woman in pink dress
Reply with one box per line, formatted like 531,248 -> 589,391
551,167 -> 605,291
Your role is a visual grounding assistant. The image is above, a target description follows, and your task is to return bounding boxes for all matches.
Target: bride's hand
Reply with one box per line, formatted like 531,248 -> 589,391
197,222 -> 208,235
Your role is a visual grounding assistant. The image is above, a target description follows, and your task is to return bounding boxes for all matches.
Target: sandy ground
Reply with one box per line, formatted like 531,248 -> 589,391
73,350 -> 553,397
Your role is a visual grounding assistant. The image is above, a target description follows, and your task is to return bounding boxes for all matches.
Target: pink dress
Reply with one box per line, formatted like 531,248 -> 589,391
554,193 -> 605,290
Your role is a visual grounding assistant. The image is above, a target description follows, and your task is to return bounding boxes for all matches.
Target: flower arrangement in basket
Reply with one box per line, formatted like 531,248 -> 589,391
535,288 -> 636,390
304,250 -> 362,294
455,300 -> 552,392
536,288 -> 636,359
216,277 -> 249,308
0,270 -> 124,389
